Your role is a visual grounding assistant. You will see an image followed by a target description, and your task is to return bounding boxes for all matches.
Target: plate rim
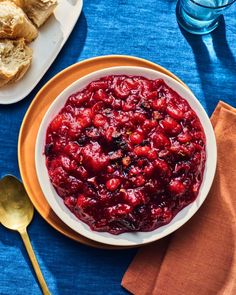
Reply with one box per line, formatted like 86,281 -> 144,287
18,54 -> 206,248
34,65 -> 217,246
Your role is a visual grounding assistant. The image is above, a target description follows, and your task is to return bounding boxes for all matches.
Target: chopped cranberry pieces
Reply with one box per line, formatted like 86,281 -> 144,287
45,75 -> 206,234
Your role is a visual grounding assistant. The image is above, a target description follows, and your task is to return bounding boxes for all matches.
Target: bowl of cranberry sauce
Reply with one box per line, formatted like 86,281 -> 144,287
35,66 -> 216,246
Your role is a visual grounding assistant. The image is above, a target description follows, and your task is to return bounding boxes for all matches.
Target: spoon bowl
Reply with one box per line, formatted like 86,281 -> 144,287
0,175 -> 34,231
0,175 -> 50,295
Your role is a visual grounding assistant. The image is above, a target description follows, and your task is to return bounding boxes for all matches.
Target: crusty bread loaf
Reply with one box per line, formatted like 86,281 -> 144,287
14,0 -> 58,27
0,39 -> 33,87
0,1 -> 38,42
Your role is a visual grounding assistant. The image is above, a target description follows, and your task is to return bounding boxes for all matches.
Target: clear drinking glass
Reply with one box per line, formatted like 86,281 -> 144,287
176,0 -> 236,35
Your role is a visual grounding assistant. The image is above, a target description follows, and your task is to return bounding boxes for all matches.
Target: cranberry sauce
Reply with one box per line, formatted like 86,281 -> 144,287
45,75 -> 206,234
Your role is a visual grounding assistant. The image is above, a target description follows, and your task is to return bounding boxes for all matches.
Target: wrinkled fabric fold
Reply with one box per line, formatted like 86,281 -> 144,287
122,101 -> 236,295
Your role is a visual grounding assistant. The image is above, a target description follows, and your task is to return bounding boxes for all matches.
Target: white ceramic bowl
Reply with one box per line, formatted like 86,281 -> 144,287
35,66 -> 217,246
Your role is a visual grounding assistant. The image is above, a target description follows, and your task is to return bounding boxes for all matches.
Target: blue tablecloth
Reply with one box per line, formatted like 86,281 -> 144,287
1,1 -> 236,294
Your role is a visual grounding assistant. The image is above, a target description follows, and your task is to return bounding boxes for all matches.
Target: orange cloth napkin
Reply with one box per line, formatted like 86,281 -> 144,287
122,101 -> 236,295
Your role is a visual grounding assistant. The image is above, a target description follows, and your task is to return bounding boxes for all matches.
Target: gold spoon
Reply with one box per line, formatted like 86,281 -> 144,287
0,175 -> 51,295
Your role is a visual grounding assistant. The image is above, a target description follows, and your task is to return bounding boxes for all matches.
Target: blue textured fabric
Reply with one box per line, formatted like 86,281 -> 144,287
1,0 -> 236,294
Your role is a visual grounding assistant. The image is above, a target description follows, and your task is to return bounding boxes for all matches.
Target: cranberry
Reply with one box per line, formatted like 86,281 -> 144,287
146,91 -> 157,99
122,190 -> 144,207
160,116 -> 182,135
64,142 -> 81,160
77,115 -> 91,129
92,101 -> 104,114
147,150 -> 157,160
152,97 -> 167,111
106,178 -> 121,191
134,175 -> 145,187
105,126 -> 117,142
129,166 -> 141,176
89,81 -> 108,91
124,78 -> 139,89
169,180 -> 186,196
178,132 -> 192,143
93,114 -> 108,127
129,131 -> 144,145
132,113 -> 146,124
114,85 -> 130,99
76,194 -> 87,208
83,108 -> 93,118
49,114 -> 66,132
153,159 -> 170,176
45,75 -> 206,234
143,163 -> 154,176
142,119 -> 158,132
81,142 -> 109,173
122,102 -> 135,111
166,104 -> 184,120
76,166 -> 88,179
107,203 -> 132,217
93,89 -> 108,101
163,209 -> 172,223
152,132 -> 170,148
151,207 -> 162,218
107,165 -> 115,173
64,196 -> 76,209
153,78 -> 164,89
134,146 -> 151,157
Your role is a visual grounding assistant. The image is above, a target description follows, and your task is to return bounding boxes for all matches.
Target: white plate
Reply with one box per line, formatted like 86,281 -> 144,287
0,0 -> 83,105
35,66 -> 217,246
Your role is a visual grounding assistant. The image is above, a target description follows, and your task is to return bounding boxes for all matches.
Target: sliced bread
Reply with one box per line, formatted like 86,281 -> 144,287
0,1 -> 38,42
0,39 -> 33,87
15,0 -> 58,27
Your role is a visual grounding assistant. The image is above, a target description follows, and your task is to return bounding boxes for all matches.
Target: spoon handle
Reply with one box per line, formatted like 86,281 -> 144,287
19,228 -> 51,295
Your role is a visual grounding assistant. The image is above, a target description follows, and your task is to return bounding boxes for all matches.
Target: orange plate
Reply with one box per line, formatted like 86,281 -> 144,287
18,55 -> 187,249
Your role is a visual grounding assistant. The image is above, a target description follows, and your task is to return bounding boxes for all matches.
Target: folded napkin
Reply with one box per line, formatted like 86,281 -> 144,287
122,101 -> 236,295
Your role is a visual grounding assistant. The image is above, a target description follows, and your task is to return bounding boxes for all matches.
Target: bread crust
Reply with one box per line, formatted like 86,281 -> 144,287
0,39 -> 33,87
14,0 -> 57,27
0,1 -> 38,42
0,0 -> 58,88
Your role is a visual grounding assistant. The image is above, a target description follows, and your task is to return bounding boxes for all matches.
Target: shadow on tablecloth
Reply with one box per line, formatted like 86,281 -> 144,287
1,211 -> 136,295
178,16 -> 236,115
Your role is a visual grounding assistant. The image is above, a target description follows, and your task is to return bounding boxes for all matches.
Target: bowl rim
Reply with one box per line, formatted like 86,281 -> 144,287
35,65 -> 217,246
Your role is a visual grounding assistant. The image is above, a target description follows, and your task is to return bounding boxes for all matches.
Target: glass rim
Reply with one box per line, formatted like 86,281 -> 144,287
190,0 -> 236,9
